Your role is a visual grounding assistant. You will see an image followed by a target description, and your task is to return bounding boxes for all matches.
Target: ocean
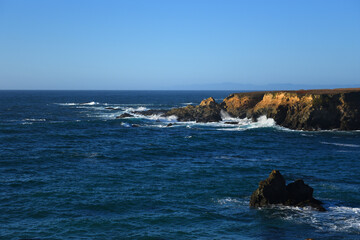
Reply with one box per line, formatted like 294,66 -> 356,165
1,90 -> 359,240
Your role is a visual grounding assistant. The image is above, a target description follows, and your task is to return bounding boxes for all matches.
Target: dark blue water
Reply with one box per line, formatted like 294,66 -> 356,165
1,90 -> 359,240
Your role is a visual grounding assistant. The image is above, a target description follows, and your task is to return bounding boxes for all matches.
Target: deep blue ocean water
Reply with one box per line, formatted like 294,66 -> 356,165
1,90 -> 359,240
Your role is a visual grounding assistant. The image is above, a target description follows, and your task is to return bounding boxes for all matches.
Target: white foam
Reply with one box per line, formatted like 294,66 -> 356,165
215,115 -> 277,131
81,101 -> 99,106
217,197 -> 242,205
321,142 -> 360,148
254,115 -> 276,127
56,103 -> 77,106
268,204 -> 360,234
145,114 -> 177,122
121,122 -> 131,128
23,118 -> 46,122
220,110 -> 237,121
124,106 -> 148,112
56,102 -> 99,106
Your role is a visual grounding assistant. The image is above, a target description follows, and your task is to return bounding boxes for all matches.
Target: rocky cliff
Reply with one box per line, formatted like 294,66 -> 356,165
165,88 -> 360,130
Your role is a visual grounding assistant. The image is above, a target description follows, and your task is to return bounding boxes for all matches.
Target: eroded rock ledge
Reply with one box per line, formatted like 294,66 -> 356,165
250,170 -> 325,211
164,88 -> 360,130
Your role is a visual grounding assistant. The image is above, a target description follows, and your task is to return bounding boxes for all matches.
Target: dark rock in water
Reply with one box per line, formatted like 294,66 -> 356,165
134,109 -> 167,116
286,179 -> 313,202
105,107 -> 120,110
285,180 -> 325,211
250,170 -> 288,207
167,123 -> 175,127
250,170 -> 325,211
116,113 -> 134,119
224,121 -> 239,125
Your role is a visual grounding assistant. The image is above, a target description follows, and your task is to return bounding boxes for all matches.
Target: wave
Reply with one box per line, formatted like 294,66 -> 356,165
57,101 -> 99,106
216,197 -> 242,205
57,103 -> 77,106
215,115 -> 277,131
262,203 -> 360,234
321,142 -> 360,148
124,106 -> 148,112
22,118 -> 46,122
141,114 -> 177,122
81,101 -> 99,105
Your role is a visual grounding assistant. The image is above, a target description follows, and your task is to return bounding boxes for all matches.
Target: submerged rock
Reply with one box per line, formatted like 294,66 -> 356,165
250,170 -> 325,211
134,109 -> 167,116
116,113 -> 134,119
105,107 -> 120,110
224,121 -> 239,125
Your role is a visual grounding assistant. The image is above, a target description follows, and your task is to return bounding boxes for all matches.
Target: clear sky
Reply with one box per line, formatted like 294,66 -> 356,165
0,0 -> 359,90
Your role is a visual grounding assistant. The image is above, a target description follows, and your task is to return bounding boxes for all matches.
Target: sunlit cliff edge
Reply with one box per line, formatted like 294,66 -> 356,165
165,88 -> 360,130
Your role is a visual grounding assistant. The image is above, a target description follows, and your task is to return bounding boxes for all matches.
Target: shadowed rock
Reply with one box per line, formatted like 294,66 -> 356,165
133,109 -> 167,116
165,97 -> 222,122
224,121 -> 239,125
116,113 -> 134,119
105,107 -> 121,110
250,170 -> 325,211
250,170 -> 288,207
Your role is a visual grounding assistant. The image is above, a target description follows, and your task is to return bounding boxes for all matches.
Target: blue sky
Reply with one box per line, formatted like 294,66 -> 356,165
0,0 -> 359,90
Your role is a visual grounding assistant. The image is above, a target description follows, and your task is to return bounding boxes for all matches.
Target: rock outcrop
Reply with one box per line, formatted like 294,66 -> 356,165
164,97 -> 222,122
116,113 -> 134,119
163,88 -> 360,130
222,89 -> 360,130
250,170 -> 325,211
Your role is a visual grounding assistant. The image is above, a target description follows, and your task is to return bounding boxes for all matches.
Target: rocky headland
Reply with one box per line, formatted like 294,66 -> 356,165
162,88 -> 360,130
250,170 -> 325,211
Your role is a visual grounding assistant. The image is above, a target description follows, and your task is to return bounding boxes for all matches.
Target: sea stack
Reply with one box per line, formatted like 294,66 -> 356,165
250,170 -> 325,211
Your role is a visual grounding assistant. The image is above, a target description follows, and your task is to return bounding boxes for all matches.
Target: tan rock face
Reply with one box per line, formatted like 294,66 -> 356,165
199,97 -> 216,106
221,89 -> 360,130
163,88 -> 360,130
222,93 -> 265,118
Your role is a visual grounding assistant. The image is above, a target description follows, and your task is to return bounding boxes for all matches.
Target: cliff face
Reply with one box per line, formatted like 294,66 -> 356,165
222,89 -> 360,130
165,88 -> 360,130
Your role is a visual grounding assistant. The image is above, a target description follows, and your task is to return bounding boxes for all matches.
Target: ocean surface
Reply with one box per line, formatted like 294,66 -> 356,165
1,90 -> 359,240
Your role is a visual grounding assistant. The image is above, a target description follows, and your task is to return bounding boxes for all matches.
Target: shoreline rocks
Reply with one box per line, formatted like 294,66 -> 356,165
161,88 -> 360,131
164,97 -> 222,122
116,113 -> 134,119
250,170 -> 325,211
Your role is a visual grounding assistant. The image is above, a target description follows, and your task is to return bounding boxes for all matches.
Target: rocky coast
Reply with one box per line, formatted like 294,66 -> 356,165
161,88 -> 360,131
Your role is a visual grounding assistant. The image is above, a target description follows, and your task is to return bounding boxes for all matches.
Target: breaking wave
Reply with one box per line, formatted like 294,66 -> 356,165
124,106 -> 148,112
250,203 -> 360,235
55,101 -> 283,131
321,142 -> 360,148
57,101 -> 99,106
